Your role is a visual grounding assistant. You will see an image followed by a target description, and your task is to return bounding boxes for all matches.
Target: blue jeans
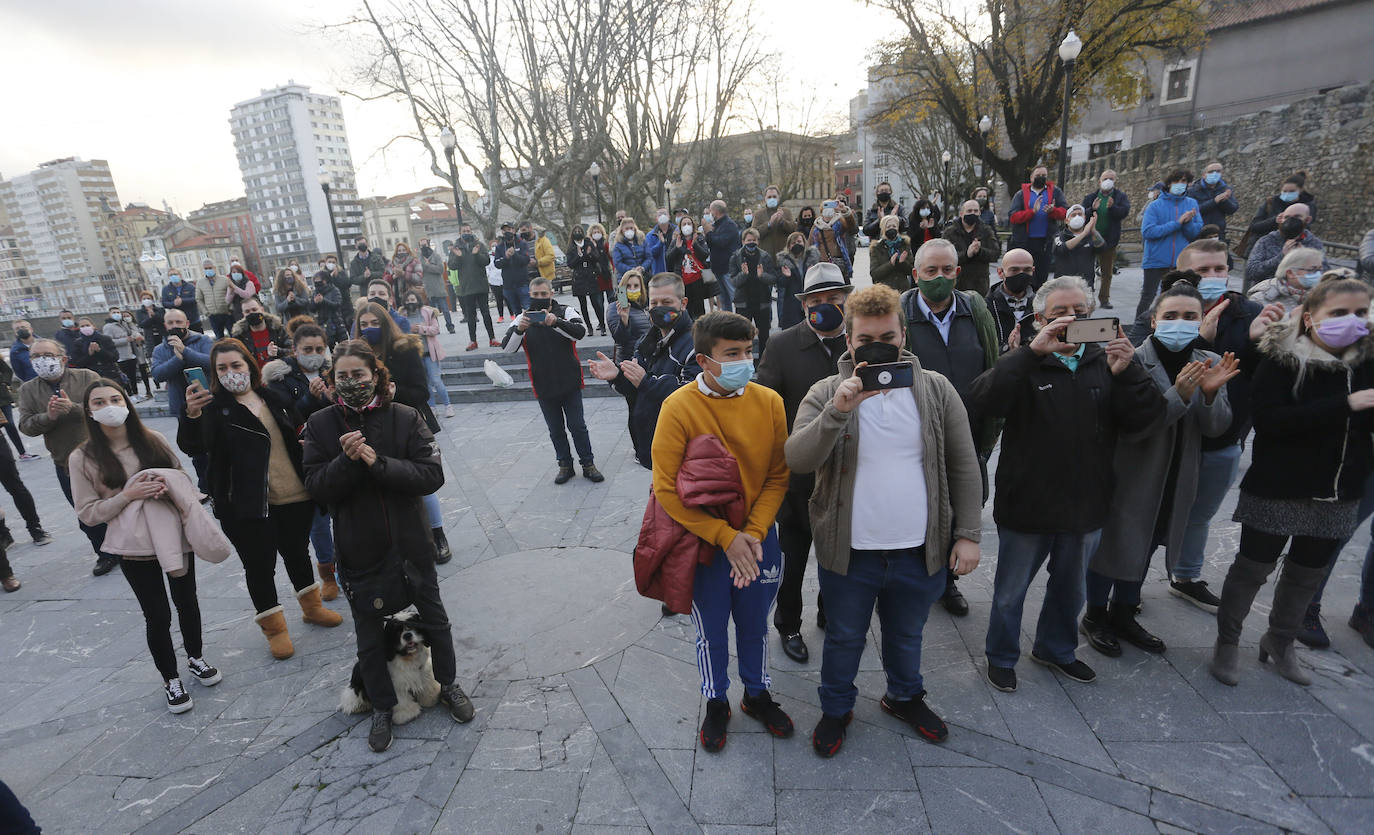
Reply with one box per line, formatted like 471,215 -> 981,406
433,295 -> 454,330
1312,470 -> 1374,610
985,527 -> 1101,667
716,268 -> 734,311
209,313 -> 232,340
817,547 -> 944,717
309,508 -> 334,565
1177,443 -> 1243,580
503,283 -> 530,316
423,492 -> 443,529
691,526 -> 781,700
422,355 -> 451,407
537,389 -> 594,466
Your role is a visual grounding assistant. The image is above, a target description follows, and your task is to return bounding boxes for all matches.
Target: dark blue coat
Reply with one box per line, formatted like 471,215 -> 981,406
1187,179 -> 1240,235
161,280 -> 200,325
493,239 -> 533,288
611,318 -> 700,468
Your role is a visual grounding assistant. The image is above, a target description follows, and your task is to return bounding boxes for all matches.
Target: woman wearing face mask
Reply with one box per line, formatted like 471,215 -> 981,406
70,379 -> 230,712
1212,277 -> 1374,687
727,228 -> 780,356
612,218 -> 649,287
1139,168 -> 1204,327
103,306 -> 146,403
667,216 -> 713,318
274,268 -> 311,321
230,297 -> 292,365
796,206 -> 817,242
775,232 -> 819,329
1053,205 -> 1105,289
808,202 -> 853,281
1245,170 -> 1317,245
308,265 -> 348,345
868,214 -> 914,294
301,340 -> 473,752
644,209 -> 675,275
179,340 -> 343,660
401,288 -> 454,419
909,199 -> 941,245
385,243 -> 423,297
137,291 -> 166,354
1247,248 -> 1326,314
1083,284 -> 1238,658
607,267 -> 651,357
568,224 -> 609,334
71,316 -> 124,383
223,263 -> 258,324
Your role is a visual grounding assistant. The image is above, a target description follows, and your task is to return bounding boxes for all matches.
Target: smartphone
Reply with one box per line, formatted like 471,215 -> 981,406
822,200 -> 838,212
857,361 -> 915,392
184,367 -> 209,390
617,284 -> 630,310
1063,317 -> 1119,344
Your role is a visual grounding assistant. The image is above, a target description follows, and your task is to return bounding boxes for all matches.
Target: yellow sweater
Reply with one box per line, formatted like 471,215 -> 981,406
651,380 -> 790,549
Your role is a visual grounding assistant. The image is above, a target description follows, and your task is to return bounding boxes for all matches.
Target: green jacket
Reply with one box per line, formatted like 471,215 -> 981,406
448,244 -> 492,297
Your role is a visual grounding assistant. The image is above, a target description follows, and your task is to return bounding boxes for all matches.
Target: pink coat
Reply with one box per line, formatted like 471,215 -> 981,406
413,305 -> 445,362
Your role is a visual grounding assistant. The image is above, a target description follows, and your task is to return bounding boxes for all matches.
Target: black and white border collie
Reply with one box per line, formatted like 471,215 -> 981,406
339,610 -> 441,724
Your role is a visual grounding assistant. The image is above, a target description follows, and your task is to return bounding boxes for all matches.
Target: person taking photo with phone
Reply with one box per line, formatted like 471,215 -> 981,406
150,307 -> 214,488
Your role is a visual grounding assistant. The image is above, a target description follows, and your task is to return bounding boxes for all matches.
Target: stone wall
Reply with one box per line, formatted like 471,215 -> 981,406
1060,82 -> 1374,248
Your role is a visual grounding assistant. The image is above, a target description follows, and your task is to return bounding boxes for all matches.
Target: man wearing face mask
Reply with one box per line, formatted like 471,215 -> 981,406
349,236 -> 388,306
10,320 -> 36,382
751,185 -> 796,260
786,284 -> 982,756
863,181 -> 908,238
1007,166 -> 1068,288
589,273 -> 700,469
706,200 -> 741,312
986,249 -> 1039,354
494,222 -> 535,315
1135,168 -> 1204,342
644,208 -> 675,275
364,279 -> 412,333
1081,171 -> 1131,308
195,260 -> 233,339
755,263 -> 853,663
230,298 -> 291,365
899,239 -> 1000,614
161,270 -> 201,332
17,340 -> 110,573
309,261 -> 348,345
416,238 -> 454,334
942,199 -> 1002,296
1243,203 -> 1328,292
1053,205 -> 1105,291
150,307 -> 214,487
52,309 -> 81,358
1187,162 -> 1238,245
727,228 -> 779,356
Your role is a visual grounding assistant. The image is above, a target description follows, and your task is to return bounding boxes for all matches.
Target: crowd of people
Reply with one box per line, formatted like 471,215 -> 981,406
0,163 -> 1371,772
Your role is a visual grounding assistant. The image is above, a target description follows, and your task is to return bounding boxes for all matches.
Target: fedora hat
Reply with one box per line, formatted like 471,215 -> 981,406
795,261 -> 853,301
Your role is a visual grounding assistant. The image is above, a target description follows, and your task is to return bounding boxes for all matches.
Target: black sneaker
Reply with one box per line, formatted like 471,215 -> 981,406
29,527 -> 53,546
881,693 -> 947,743
1108,605 -> 1166,653
441,683 -> 475,723
811,711 -> 852,758
582,465 -> 605,483
740,690 -> 794,738
164,678 -> 193,713
986,664 -> 1017,692
433,528 -> 452,565
1350,604 -> 1374,649
368,709 -> 393,752
700,698 -> 731,752
941,581 -> 969,617
1080,606 -> 1122,657
1169,579 -> 1221,613
554,465 -> 575,485
92,554 -> 119,576
186,656 -> 222,686
1030,652 -> 1096,683
1297,603 -> 1330,649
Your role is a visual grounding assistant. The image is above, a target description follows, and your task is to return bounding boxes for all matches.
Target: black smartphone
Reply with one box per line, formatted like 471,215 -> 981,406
1063,317 -> 1119,344
184,367 -> 209,390
857,361 -> 915,391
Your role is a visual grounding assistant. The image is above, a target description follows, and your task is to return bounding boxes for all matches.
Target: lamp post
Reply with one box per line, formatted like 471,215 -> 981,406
978,115 -> 992,189
1056,30 -> 1082,189
941,150 -> 952,210
317,165 -> 342,260
664,179 -> 673,217
439,126 -> 464,231
588,162 -> 602,226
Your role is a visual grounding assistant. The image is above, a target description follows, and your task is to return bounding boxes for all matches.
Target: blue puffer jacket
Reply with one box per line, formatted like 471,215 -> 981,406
1140,191 -> 1203,270
613,238 -> 649,282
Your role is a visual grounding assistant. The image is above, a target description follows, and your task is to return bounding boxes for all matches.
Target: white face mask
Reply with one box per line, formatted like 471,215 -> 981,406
821,208 -> 835,220
32,356 -> 64,381
657,214 -> 669,226
91,405 -> 129,427
592,232 -> 604,242
219,371 -> 252,394
681,224 -> 694,236
624,229 -> 636,241
1100,179 -> 1115,191
1068,215 -> 1086,230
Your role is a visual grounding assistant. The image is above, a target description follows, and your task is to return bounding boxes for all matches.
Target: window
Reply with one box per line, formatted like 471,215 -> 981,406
1089,140 -> 1122,159
1161,59 -> 1197,104
875,153 -> 890,168
389,219 -> 399,233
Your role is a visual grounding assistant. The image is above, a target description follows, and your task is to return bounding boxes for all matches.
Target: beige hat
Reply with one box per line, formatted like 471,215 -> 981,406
795,262 -> 853,301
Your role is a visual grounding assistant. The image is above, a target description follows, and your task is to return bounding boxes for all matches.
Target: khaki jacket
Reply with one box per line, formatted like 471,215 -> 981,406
18,367 -> 101,467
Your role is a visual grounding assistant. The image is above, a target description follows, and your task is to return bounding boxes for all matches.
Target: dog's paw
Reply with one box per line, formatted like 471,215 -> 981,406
392,701 -> 421,725
418,679 -> 441,707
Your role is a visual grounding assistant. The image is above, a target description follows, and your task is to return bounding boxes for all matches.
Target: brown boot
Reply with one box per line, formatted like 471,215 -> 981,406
254,606 -> 294,659
318,563 -> 340,602
297,582 -> 343,627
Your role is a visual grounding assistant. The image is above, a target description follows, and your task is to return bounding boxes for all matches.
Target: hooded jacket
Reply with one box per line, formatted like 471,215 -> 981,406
1240,320 -> 1374,503
634,434 -> 744,614
1141,191 -> 1203,269
230,312 -> 292,365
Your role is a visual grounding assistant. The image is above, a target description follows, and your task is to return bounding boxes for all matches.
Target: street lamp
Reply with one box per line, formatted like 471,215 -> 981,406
1057,30 -> 1083,189
588,162 -> 602,226
664,179 -> 673,216
439,126 -> 464,231
941,150 -> 952,209
978,115 -> 992,188
317,164 -> 342,260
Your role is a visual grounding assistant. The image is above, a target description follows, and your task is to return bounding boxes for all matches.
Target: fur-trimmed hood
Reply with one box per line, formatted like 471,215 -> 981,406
261,358 -> 292,384
1258,318 -> 1374,370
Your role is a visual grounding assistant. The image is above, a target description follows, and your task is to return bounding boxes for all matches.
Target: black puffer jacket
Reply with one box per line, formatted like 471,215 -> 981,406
1241,320 -> 1374,502
1199,291 -> 1263,450
302,402 -> 444,572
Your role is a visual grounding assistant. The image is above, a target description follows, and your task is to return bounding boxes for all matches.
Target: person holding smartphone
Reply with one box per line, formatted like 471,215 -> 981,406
150,307 -> 214,488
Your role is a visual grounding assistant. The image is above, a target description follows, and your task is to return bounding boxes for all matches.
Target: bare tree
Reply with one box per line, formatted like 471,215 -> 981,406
868,107 -> 979,207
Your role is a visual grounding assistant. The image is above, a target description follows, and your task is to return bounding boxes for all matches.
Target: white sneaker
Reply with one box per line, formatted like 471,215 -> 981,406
445,405 -> 456,418
165,677 -> 193,713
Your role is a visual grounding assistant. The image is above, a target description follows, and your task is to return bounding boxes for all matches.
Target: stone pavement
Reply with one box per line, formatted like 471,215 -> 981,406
2,259 -> 1372,834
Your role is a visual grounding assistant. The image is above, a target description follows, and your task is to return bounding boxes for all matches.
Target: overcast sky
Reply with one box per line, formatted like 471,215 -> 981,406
0,0 -> 877,213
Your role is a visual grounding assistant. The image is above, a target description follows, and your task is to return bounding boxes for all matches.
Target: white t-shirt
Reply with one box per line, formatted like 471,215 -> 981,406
850,388 -> 928,550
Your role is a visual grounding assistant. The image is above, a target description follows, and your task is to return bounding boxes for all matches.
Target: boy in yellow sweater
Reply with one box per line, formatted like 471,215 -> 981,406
651,311 -> 793,752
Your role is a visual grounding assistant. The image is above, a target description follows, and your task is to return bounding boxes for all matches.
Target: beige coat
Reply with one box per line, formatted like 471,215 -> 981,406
785,350 -> 983,577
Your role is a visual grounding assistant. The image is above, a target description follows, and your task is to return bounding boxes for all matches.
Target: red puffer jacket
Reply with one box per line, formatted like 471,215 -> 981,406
633,434 -> 745,614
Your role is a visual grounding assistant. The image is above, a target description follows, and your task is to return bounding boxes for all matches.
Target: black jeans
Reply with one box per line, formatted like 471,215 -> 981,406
1240,525 -> 1341,569
0,437 -> 38,529
348,557 -> 457,710
220,500 -> 317,613
739,306 -> 772,357
492,285 -> 507,318
1027,237 -> 1051,288
120,556 -> 202,680
577,290 -> 606,330
458,293 -> 495,342
1,405 -> 26,456
775,487 -> 825,634
537,389 -> 594,466
56,463 -> 108,558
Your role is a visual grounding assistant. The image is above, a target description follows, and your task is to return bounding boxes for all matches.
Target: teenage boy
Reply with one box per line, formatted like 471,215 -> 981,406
652,311 -> 793,752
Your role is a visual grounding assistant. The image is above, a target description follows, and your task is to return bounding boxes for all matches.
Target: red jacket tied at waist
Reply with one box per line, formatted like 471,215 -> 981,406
634,434 -> 744,614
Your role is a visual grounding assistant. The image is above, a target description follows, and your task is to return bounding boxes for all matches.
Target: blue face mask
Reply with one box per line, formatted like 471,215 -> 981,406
1198,278 -> 1227,301
708,357 -> 754,392
1154,319 -> 1200,352
1169,183 -> 1187,196
204,269 -> 215,278
1280,190 -> 1299,203
1300,271 -> 1322,289
361,326 -> 383,345
765,198 -> 779,209
170,275 -> 182,284
1204,171 -> 1221,185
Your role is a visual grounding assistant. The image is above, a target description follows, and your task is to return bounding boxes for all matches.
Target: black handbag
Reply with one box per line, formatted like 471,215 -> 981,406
339,552 -> 419,617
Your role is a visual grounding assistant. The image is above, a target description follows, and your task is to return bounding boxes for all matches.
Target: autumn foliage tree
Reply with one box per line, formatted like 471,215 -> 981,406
870,0 -> 1206,196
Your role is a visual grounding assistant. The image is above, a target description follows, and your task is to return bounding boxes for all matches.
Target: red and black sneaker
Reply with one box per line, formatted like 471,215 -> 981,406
881,693 -> 948,743
811,711 -> 852,758
740,690 -> 794,738
700,698 -> 731,753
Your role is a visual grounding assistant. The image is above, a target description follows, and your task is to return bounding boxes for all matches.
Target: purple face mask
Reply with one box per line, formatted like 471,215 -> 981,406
1315,313 -> 1370,349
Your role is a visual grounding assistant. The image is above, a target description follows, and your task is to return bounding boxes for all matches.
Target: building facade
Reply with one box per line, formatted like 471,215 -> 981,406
360,187 -> 464,254
0,226 -> 37,316
139,218 -> 202,289
167,234 -> 246,283
188,197 -> 260,274
0,157 -> 123,313
98,202 -> 170,305
229,84 -> 363,272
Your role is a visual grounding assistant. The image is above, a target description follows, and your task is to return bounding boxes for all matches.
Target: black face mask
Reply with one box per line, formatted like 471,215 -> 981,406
168,327 -> 189,341
246,312 -> 264,327
522,231 -> 534,241
1003,273 -> 1033,294
799,216 -> 814,227
15,329 -> 30,340
963,214 -> 980,226
1280,217 -> 1306,239
405,301 -> 421,311
853,340 -> 901,365
420,245 -> 433,257
357,244 -> 368,252
790,245 -> 804,256
877,192 -> 892,203
528,298 -> 553,311
884,229 -> 898,240
1032,176 -> 1047,189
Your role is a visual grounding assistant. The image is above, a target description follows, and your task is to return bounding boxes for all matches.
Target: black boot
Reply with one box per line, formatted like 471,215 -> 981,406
1108,603 -> 1166,653
1211,554 -> 1277,686
1080,605 -> 1121,657
940,576 -> 969,617
433,528 -> 452,564
554,463 -> 575,485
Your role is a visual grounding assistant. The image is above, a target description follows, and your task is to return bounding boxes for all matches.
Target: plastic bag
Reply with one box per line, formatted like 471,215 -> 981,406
484,359 -> 514,388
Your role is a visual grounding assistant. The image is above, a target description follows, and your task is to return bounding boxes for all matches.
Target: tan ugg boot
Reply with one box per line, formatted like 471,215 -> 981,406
297,582 -> 343,627
318,563 -> 340,602
254,606 -> 294,659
